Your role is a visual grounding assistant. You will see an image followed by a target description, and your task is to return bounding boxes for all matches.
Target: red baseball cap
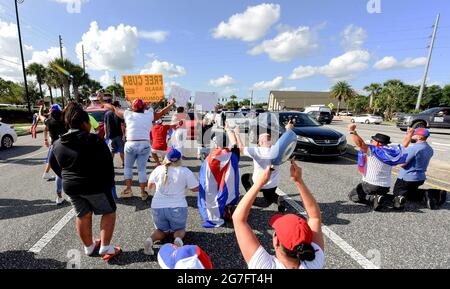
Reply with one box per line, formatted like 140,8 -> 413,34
269,214 -> 313,251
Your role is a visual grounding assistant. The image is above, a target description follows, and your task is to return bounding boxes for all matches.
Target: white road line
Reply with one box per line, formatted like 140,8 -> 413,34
0,150 -> 47,169
28,209 -> 76,254
432,148 -> 448,152
277,189 -> 380,270
433,142 -> 450,147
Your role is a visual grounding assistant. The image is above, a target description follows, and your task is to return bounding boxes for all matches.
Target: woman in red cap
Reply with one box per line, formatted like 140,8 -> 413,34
233,160 -> 325,269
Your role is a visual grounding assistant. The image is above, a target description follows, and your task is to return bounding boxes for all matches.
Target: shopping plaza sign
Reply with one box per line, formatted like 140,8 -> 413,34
122,74 -> 165,103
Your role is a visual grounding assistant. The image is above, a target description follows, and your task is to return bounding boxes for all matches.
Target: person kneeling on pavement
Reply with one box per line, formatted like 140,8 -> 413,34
348,124 -> 410,211
233,160 -> 325,269
49,102 -> 121,261
392,128 -> 446,210
144,148 -> 199,256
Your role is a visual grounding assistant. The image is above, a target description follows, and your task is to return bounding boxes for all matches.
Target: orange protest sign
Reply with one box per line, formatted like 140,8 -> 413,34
122,74 -> 165,103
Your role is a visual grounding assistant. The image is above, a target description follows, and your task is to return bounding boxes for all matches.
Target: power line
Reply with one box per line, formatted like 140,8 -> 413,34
0,57 -> 21,66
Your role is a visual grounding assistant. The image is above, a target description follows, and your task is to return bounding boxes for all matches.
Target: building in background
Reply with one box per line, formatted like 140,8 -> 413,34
268,91 -> 346,112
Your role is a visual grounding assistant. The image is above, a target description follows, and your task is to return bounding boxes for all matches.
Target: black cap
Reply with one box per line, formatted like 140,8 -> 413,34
371,134 -> 391,145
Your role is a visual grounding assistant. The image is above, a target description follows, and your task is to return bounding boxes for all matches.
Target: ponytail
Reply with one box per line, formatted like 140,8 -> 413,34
282,243 -> 316,262
163,162 -> 171,185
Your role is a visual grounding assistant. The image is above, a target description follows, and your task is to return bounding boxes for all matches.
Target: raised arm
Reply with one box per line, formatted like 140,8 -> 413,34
154,99 -> 176,121
402,128 -> 415,148
290,160 -> 324,251
233,126 -> 245,154
233,167 -> 272,264
38,105 -> 47,123
348,124 -> 368,153
103,103 -> 125,119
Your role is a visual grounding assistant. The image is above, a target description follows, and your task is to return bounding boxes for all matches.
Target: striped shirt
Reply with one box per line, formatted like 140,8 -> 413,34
362,149 -> 393,188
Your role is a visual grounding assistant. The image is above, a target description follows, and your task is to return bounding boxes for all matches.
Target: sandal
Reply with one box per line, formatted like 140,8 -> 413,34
102,247 -> 122,261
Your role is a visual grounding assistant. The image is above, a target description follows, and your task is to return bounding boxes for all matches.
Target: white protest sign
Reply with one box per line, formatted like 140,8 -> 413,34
195,92 -> 218,111
170,85 -> 191,108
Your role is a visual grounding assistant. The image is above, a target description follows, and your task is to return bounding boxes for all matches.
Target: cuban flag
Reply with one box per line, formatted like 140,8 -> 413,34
358,145 -> 408,176
198,148 -> 240,228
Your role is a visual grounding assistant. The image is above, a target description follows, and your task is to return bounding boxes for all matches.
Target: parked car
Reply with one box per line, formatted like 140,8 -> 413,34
308,111 -> 333,124
249,112 -> 347,157
351,114 -> 383,125
85,105 -> 107,140
338,111 -> 353,116
397,107 -> 450,131
0,118 -> 18,150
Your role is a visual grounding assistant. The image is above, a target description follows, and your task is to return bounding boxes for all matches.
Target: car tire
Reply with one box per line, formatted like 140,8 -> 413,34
1,135 -> 14,149
400,129 -> 407,132
412,122 -> 427,129
365,120 -> 370,124
351,119 -> 355,123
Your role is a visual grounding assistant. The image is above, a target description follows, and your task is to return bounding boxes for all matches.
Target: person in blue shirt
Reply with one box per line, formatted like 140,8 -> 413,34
393,128 -> 434,210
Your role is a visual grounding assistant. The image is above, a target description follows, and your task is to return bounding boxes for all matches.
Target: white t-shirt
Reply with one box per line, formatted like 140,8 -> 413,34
362,149 -> 393,188
248,243 -> 325,269
124,109 -> 154,141
149,166 -> 198,209
244,147 -> 281,190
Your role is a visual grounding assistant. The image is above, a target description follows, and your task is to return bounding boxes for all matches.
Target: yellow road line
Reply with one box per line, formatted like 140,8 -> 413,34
339,156 -> 450,191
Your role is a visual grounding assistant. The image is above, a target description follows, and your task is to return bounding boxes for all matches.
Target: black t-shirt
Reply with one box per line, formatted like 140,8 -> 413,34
44,118 -> 67,145
104,111 -> 124,139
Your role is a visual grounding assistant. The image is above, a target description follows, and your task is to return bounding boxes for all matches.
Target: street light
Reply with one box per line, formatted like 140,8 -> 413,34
15,0 -> 32,116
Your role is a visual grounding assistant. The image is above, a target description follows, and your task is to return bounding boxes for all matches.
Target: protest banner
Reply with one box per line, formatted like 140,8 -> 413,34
122,74 -> 164,102
170,86 -> 191,107
195,92 -> 218,111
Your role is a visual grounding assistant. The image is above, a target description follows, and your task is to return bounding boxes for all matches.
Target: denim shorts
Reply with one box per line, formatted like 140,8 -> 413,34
109,136 -> 124,154
152,207 -> 188,232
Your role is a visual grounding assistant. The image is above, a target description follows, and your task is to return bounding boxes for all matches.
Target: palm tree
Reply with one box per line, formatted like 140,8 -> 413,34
364,83 -> 382,111
70,64 -> 90,102
331,81 -> 355,114
380,80 -> 404,121
26,63 -> 46,99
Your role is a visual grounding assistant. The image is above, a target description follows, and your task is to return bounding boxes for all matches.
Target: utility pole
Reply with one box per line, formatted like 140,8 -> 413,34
416,13 -> 440,111
250,90 -> 254,110
81,44 -> 86,74
58,35 -> 65,106
15,0 -> 31,116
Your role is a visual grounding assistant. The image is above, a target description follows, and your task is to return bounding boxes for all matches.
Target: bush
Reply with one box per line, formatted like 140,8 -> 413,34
0,108 -> 37,123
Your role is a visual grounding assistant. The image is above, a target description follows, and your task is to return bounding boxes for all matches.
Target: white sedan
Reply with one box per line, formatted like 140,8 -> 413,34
0,118 -> 18,149
351,114 -> 383,125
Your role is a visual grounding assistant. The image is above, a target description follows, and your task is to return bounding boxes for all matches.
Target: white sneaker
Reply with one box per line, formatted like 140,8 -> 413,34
143,238 -> 154,256
174,237 -> 184,248
56,196 -> 64,206
43,172 -> 55,180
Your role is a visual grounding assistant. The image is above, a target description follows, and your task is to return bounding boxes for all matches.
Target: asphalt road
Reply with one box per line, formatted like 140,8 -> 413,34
0,131 -> 449,269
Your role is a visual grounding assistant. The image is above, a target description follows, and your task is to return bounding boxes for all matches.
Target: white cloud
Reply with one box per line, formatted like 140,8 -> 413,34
209,75 -> 236,87
252,76 -> 283,91
341,25 -> 367,51
76,21 -> 139,71
279,87 -> 297,91
0,19 -> 33,81
28,47 -> 66,66
289,50 -> 371,81
374,56 -> 427,70
212,3 -> 280,42
222,86 -> 239,95
249,26 -> 318,62
140,60 -> 186,78
138,30 -> 169,43
99,71 -> 115,87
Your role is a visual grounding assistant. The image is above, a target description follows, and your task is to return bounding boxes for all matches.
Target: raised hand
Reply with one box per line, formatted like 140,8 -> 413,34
290,159 -> 303,183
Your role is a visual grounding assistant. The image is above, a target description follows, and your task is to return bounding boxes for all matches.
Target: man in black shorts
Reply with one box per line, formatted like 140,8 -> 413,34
104,101 -> 125,168
50,102 -> 122,261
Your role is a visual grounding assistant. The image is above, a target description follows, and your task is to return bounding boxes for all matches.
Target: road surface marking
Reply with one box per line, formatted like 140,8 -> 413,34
28,209 -> 76,254
433,142 -> 450,147
0,150 -> 47,169
340,156 -> 449,191
277,189 -> 380,269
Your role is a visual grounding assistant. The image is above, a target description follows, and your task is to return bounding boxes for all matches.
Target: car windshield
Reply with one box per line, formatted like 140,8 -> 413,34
279,113 -> 321,127
421,108 -> 440,114
88,111 -> 106,123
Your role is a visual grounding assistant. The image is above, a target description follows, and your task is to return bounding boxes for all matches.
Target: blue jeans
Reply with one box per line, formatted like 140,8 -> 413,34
152,207 -> 188,232
56,176 -> 62,194
124,141 -> 151,184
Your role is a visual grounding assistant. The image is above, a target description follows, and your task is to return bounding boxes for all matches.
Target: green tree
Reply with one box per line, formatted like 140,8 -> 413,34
377,80 -> 405,120
442,85 -> 450,106
331,81 -> 356,113
0,77 -> 24,104
106,83 -> 125,97
239,99 -> 251,107
364,83 -> 382,111
422,85 -> 443,109
348,95 -> 370,114
26,63 -> 47,99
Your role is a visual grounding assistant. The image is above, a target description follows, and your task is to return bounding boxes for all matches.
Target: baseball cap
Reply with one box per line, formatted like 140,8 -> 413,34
166,148 -> 182,162
49,104 -> 62,113
269,214 -> 313,251
132,99 -> 145,112
158,244 -> 213,269
414,128 -> 430,138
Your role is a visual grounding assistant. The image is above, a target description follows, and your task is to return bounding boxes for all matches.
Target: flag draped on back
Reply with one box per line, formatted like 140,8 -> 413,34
358,144 -> 407,176
198,148 -> 240,228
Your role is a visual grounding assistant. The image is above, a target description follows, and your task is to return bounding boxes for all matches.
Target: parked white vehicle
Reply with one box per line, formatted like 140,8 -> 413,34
304,105 -> 332,114
351,114 -> 383,125
0,118 -> 18,149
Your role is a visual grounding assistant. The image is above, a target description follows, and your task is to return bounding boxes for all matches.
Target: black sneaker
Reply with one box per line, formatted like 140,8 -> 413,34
277,196 -> 287,213
372,195 -> 385,212
393,196 -> 407,210
425,191 -> 438,210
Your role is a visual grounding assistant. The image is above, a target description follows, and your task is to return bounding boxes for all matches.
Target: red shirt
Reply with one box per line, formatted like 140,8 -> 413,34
151,124 -> 171,151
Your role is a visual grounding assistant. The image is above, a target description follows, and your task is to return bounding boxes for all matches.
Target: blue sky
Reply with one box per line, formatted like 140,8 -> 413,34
0,0 -> 449,103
